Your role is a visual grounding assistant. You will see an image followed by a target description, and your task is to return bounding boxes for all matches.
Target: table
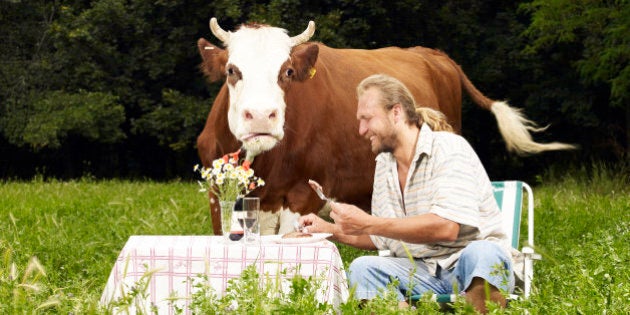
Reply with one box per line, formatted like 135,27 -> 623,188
100,235 -> 349,314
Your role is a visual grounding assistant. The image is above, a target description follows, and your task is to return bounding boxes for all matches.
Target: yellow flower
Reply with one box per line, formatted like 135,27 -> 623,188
194,150 -> 265,202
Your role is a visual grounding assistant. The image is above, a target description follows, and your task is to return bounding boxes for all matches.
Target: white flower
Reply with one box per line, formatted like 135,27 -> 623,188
194,150 -> 265,202
202,168 -> 212,179
212,159 -> 223,169
224,163 -> 234,173
211,167 -> 221,176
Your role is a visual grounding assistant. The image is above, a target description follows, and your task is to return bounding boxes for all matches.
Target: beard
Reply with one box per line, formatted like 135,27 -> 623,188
371,131 -> 398,154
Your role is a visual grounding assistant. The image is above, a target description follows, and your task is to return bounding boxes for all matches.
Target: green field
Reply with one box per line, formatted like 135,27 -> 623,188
1,164 -> 628,314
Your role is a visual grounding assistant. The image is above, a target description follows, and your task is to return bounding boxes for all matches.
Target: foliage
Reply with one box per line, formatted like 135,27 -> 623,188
513,0 -> 629,163
132,89 -> 210,151
524,162 -> 630,314
0,0 -> 627,180
0,241 -> 57,313
0,0 -> 213,178
0,164 -> 628,313
521,0 -> 630,107
0,179 -> 209,299
185,264 -> 335,314
2,90 -> 125,149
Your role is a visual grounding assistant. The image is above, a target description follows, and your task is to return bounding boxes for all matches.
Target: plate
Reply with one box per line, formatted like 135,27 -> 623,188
267,233 -> 333,244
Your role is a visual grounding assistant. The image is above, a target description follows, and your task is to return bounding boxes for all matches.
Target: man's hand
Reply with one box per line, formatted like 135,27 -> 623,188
301,203 -> 378,250
298,213 -> 335,234
330,202 -> 373,235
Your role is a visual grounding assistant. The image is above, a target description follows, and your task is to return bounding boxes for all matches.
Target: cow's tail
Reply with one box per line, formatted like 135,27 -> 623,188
457,66 -> 576,155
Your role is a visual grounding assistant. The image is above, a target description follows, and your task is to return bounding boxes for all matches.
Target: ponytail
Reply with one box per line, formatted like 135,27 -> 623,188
415,107 -> 454,132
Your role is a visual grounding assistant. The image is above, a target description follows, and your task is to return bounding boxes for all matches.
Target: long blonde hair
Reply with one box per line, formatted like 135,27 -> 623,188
415,107 -> 454,132
357,74 -> 453,132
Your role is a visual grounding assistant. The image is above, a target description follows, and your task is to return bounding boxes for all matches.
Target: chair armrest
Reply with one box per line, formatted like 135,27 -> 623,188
522,246 -> 542,260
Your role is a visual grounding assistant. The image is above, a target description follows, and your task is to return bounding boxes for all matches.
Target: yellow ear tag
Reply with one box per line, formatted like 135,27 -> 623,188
309,68 -> 316,79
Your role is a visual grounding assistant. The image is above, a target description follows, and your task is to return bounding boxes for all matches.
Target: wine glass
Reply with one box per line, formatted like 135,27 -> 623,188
240,197 -> 260,244
229,198 -> 244,241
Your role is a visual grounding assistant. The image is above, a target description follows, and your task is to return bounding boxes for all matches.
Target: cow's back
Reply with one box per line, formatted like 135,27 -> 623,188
313,44 -> 463,132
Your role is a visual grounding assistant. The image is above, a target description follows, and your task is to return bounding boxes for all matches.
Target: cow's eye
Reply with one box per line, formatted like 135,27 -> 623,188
225,64 -> 242,85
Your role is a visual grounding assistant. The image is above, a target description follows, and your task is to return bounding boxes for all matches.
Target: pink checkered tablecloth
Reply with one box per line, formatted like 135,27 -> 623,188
100,235 -> 349,314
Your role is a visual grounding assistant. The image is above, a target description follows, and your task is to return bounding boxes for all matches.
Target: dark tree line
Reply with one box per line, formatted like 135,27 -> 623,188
1,0 -> 628,181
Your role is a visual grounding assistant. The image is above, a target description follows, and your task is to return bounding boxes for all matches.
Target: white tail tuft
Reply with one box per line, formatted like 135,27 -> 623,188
491,101 -> 576,155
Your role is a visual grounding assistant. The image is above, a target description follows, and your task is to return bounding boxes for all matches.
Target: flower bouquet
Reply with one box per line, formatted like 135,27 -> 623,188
195,150 -> 265,238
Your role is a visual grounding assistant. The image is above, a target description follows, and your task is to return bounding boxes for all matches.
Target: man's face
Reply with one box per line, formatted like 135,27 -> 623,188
357,87 -> 397,154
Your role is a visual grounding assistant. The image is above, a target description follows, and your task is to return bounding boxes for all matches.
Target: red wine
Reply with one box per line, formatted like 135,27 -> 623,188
229,231 -> 243,241
238,218 -> 257,229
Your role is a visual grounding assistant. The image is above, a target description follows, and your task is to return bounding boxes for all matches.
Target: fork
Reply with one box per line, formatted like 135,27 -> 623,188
308,179 -> 329,201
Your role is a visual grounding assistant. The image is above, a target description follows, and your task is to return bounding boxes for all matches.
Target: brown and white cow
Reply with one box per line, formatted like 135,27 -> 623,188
197,18 -> 573,235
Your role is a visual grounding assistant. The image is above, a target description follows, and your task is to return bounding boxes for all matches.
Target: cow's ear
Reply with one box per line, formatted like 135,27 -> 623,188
197,38 -> 227,82
290,44 -> 319,81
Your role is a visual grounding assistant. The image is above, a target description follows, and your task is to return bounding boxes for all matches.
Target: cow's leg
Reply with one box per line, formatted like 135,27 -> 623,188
258,208 -> 304,235
278,209 -> 301,234
210,200 -> 223,235
259,210 -> 281,235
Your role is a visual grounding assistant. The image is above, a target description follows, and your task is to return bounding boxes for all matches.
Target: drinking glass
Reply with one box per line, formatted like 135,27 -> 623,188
240,197 -> 260,244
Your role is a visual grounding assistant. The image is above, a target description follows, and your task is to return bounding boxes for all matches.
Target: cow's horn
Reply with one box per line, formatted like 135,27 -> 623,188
290,21 -> 316,47
209,17 -> 230,43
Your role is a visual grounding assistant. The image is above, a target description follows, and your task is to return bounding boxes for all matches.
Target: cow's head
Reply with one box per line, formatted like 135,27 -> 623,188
198,18 -> 319,161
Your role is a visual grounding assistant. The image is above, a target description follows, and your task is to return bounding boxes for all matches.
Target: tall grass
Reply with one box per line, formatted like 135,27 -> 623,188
1,163 -> 628,314
525,162 -> 629,314
1,178 -> 209,313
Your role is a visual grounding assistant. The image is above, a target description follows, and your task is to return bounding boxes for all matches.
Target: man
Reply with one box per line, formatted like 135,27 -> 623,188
299,74 -> 514,313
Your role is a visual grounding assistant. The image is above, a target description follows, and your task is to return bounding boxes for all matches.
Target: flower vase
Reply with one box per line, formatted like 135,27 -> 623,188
219,200 -> 236,241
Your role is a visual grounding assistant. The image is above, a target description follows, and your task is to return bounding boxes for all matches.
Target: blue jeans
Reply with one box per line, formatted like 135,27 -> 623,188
348,240 -> 514,301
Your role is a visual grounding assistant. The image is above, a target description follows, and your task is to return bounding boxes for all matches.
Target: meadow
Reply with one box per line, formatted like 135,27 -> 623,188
1,163 -> 628,314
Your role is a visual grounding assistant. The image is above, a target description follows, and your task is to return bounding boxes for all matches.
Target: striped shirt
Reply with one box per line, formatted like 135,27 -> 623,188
369,123 -> 510,275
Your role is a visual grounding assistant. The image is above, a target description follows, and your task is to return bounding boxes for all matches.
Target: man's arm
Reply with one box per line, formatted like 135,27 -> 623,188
331,228 -> 377,250
330,202 -> 460,243
367,213 -> 459,243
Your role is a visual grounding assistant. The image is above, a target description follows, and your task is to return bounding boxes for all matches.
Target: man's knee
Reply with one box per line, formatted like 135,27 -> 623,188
460,241 -> 510,271
349,256 -> 379,275
348,256 -> 392,285
457,240 -> 513,292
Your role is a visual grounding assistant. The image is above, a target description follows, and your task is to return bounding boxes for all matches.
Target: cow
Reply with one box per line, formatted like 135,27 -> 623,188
196,18 -> 573,236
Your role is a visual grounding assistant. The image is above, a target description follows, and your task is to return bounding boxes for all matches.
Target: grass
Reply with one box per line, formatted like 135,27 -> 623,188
1,163 -> 628,314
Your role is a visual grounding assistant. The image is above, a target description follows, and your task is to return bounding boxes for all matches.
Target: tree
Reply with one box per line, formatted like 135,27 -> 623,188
522,0 -> 629,107
0,0 -> 626,179
519,0 -> 629,159
0,2 -> 127,149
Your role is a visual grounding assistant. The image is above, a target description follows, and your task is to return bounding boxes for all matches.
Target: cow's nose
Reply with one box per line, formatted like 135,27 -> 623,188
244,110 -> 254,120
243,109 -> 278,121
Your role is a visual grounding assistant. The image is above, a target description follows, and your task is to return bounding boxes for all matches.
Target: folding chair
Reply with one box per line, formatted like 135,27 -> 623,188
403,180 -> 541,303
489,180 -> 540,300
